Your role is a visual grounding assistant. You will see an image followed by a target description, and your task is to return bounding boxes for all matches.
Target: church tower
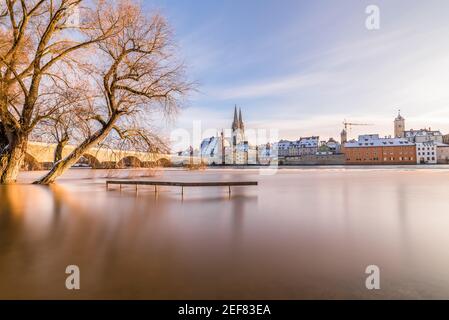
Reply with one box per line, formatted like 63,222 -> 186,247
231,105 -> 246,164
231,105 -> 245,146
232,105 -> 239,133
232,105 -> 239,147
340,128 -> 347,154
394,110 -> 405,138
340,128 -> 347,144
239,108 -> 245,134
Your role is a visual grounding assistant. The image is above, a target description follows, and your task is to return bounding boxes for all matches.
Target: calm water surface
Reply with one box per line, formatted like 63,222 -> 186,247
1,167 -> 449,299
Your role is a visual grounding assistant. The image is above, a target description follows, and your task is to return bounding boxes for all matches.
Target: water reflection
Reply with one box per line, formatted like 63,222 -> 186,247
1,168 -> 449,299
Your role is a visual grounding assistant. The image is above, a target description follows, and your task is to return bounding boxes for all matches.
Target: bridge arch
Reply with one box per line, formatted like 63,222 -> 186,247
76,153 -> 102,169
117,156 -> 142,168
22,153 -> 42,171
156,158 -> 171,167
142,160 -> 157,168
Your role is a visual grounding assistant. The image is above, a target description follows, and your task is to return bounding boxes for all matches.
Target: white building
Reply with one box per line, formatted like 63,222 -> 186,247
416,142 -> 437,164
298,136 -> 319,155
277,140 -> 293,157
277,136 -> 320,157
415,141 -> 449,164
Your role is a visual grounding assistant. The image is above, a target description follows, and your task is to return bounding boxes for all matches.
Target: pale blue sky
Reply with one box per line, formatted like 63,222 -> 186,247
143,0 -> 449,148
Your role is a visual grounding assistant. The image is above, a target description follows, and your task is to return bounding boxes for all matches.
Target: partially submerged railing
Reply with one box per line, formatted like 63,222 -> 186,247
106,180 -> 258,197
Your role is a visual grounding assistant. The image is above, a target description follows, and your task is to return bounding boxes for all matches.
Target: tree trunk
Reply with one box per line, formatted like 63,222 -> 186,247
0,122 -> 7,150
0,123 -> 8,175
0,134 -> 28,184
35,117 -> 118,184
54,136 -> 69,163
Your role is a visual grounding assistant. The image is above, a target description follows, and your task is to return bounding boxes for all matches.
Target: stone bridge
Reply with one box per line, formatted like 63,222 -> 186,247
24,141 -> 177,170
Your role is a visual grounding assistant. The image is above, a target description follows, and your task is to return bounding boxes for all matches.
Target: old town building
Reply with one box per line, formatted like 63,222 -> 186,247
345,134 -> 416,165
404,128 -> 443,144
437,144 -> 449,164
416,142 -> 437,164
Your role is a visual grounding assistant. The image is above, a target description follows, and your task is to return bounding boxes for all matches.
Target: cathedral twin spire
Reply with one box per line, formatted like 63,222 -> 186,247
232,105 -> 244,132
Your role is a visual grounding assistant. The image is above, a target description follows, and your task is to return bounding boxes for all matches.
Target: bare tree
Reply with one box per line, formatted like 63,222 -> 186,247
31,83 -> 95,162
35,0 -> 191,184
0,0 -> 117,183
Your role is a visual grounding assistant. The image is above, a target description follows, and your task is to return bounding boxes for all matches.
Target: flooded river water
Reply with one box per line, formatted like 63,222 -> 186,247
1,167 -> 449,299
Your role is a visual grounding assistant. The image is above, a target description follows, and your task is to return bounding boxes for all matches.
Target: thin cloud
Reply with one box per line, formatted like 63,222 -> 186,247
207,72 -> 328,100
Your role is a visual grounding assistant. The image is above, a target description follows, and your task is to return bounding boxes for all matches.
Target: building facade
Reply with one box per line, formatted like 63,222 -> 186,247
345,134 -> 416,165
277,140 -> 293,157
317,138 -> 340,155
443,134 -> 449,145
437,145 -> 449,164
416,142 -> 437,164
404,128 -> 443,143
276,136 -> 321,158
297,136 -> 319,155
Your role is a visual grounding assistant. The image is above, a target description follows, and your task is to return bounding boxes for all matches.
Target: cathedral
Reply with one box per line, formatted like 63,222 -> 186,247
231,105 -> 245,147
199,105 -> 253,165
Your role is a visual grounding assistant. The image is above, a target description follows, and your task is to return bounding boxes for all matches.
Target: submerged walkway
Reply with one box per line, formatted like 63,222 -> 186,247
106,180 -> 258,196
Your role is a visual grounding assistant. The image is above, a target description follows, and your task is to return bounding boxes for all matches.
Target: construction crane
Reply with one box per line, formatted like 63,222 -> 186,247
342,120 -> 373,132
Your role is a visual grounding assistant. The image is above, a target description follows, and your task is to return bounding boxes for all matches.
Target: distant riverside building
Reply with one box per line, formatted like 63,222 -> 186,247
317,138 -> 340,155
437,144 -> 449,164
277,136 -> 321,158
443,134 -> 449,145
392,110 -> 444,144
298,136 -> 319,155
344,134 -> 416,165
275,136 -> 342,165
416,142 -> 437,164
404,128 -> 443,144
277,140 -> 293,157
